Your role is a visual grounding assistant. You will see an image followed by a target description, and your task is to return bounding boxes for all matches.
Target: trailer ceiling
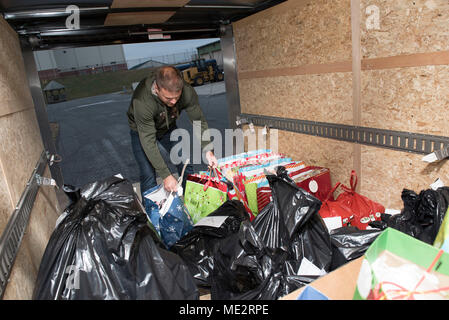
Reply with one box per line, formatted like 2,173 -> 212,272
0,0 -> 285,50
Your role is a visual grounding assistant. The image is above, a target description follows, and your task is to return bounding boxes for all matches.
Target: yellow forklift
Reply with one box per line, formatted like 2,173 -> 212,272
177,59 -> 224,86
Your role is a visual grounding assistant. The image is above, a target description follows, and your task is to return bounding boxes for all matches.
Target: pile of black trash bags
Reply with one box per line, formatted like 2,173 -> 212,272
33,176 -> 198,300
33,168 -> 449,300
370,186 -> 449,245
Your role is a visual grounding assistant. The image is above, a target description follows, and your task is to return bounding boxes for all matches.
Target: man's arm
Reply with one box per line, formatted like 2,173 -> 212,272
133,98 -> 172,181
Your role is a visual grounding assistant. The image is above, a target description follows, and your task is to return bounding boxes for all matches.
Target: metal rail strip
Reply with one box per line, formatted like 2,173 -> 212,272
0,151 -> 47,299
239,113 -> 449,155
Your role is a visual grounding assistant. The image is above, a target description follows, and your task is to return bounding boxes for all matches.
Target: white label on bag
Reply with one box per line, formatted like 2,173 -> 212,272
309,180 -> 319,193
160,193 -> 174,217
144,185 -> 169,203
385,208 -> 401,215
194,216 -> 229,228
298,257 -> 327,277
323,217 -> 343,232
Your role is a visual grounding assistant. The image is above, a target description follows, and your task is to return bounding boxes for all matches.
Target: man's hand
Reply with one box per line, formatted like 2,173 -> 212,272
163,175 -> 178,192
205,151 -> 218,168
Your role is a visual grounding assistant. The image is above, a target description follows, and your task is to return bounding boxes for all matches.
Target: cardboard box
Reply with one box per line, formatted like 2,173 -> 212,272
353,228 -> 449,300
279,256 -> 364,300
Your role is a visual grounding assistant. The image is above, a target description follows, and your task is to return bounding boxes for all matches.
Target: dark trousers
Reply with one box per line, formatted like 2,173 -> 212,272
130,128 -> 193,199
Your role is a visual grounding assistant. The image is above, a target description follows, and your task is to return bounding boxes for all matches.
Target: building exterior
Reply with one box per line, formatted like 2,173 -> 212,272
196,40 -> 223,68
129,59 -> 166,70
34,44 -> 127,81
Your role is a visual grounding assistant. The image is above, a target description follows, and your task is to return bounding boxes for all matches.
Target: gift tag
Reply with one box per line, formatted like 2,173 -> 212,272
194,216 -> 228,228
309,180 -> 319,193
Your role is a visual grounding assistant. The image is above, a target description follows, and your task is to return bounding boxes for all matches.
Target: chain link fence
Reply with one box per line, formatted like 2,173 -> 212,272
39,49 -> 199,81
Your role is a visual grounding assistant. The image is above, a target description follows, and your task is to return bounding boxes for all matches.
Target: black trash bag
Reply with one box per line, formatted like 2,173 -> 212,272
369,187 -> 449,244
170,200 -> 250,287
369,189 -> 422,237
415,187 -> 449,244
62,184 -> 81,205
210,168 -> 332,300
329,226 -> 382,271
33,176 -> 198,300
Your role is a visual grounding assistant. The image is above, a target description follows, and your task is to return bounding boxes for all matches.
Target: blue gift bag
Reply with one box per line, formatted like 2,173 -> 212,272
143,184 -> 194,248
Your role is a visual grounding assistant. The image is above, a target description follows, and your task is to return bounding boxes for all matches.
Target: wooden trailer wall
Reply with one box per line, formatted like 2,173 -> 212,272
0,16 -> 61,299
234,0 -> 449,210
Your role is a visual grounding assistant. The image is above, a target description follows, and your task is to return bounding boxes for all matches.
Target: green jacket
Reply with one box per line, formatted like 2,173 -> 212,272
127,73 -> 211,180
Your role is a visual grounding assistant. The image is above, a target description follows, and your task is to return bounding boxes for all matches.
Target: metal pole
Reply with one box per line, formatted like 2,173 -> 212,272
21,43 -> 64,189
220,23 -> 241,130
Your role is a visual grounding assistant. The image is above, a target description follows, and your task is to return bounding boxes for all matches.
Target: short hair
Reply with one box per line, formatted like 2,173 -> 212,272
155,66 -> 184,92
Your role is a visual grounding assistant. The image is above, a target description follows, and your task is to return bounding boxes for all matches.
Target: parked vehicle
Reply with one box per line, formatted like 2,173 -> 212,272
176,59 -> 224,86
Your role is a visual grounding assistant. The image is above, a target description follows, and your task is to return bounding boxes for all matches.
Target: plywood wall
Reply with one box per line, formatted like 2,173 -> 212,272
0,16 -> 61,299
235,0 -> 355,191
359,0 -> 449,208
234,0 -> 449,210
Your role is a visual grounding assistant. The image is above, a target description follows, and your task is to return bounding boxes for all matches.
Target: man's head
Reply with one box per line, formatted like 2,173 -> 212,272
155,66 -> 184,107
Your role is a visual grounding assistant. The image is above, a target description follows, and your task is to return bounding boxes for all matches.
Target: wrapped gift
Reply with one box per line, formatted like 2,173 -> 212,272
244,161 -> 307,215
218,149 -> 286,182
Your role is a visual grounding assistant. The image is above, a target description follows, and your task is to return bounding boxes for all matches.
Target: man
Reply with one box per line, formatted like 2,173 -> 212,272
127,66 -> 217,197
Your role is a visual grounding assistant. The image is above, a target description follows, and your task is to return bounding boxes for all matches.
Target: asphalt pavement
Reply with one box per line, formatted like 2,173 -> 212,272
47,82 -> 229,188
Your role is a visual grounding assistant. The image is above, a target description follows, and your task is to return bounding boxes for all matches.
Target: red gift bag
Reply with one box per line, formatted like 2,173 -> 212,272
290,166 -> 333,202
256,166 -> 333,213
335,170 -> 385,230
256,187 -> 272,212
231,172 -> 256,220
318,182 -> 354,227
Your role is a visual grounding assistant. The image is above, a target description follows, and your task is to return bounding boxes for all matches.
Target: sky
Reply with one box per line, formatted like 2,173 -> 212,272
122,38 -> 219,60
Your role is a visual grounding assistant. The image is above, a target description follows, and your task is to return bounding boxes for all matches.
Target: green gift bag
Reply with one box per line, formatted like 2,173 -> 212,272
184,173 -> 228,224
434,207 -> 449,253
244,182 -> 259,215
353,227 -> 449,300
